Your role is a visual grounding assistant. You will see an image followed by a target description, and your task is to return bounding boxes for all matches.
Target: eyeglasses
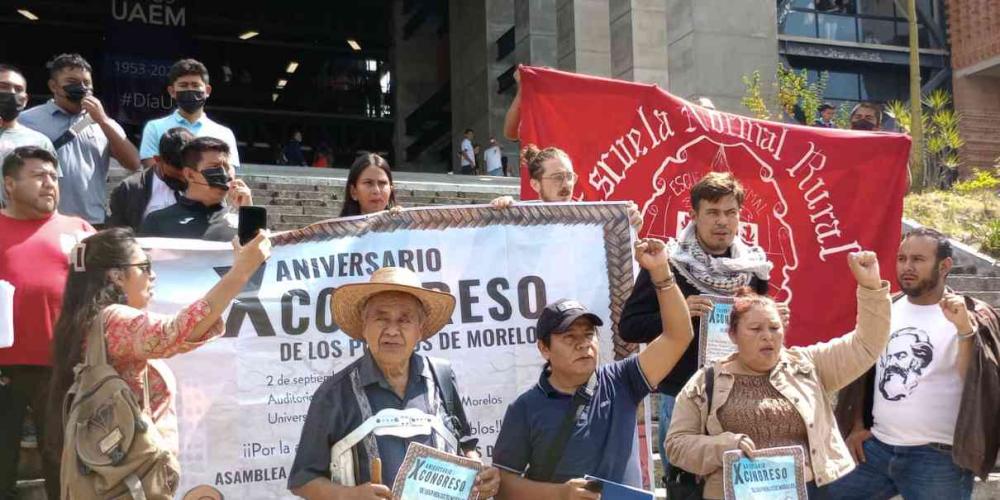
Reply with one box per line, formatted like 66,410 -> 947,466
540,172 -> 577,183
121,261 -> 152,275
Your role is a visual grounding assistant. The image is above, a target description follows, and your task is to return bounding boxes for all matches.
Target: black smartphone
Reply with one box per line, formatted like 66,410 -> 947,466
238,206 -> 268,245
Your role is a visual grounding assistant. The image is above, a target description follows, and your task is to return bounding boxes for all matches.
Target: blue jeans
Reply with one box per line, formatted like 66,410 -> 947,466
825,437 -> 974,500
657,394 -> 676,471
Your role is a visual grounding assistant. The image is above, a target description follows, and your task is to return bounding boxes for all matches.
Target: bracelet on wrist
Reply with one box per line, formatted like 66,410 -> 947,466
958,329 -> 976,340
653,274 -> 675,291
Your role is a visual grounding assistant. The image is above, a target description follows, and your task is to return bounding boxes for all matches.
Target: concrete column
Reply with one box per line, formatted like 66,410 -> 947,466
515,0 -> 558,67
665,0 -> 778,112
610,0 -> 669,87
449,0 -> 516,174
392,0 -> 449,172
556,0 -> 612,77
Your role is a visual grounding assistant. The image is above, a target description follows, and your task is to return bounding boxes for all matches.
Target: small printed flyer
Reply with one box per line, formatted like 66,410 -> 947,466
723,445 -> 807,500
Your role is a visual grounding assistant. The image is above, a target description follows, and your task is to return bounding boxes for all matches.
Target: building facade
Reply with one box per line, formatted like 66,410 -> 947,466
439,0 -> 998,175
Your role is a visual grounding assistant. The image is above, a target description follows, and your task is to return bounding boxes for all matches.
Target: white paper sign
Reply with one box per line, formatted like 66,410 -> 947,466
0,280 -> 14,349
697,294 -> 737,367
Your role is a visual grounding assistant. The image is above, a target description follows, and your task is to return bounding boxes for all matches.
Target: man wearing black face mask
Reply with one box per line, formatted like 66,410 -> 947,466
0,65 -> 56,208
140,137 -> 252,240
139,59 -> 240,169
19,53 -> 141,225
849,102 -> 883,131
108,127 -> 193,231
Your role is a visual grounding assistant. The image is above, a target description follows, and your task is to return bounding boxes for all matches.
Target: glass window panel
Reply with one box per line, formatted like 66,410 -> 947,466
858,0 -> 895,17
860,70 -> 902,101
782,11 -> 818,37
817,13 -> 858,41
789,0 -> 815,8
826,71 -> 861,100
859,17 -> 901,45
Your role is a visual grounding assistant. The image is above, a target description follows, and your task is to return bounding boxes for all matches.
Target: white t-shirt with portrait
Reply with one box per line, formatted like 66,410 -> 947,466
460,138 -> 474,167
871,297 -> 962,446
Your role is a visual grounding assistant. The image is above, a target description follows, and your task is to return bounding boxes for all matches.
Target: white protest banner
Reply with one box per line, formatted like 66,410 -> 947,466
142,203 -> 640,499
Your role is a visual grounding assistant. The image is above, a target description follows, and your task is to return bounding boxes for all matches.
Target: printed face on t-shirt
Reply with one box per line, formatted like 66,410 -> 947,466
877,327 -> 934,401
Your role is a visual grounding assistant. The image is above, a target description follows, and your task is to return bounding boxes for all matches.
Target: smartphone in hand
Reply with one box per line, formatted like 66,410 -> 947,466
238,206 -> 268,245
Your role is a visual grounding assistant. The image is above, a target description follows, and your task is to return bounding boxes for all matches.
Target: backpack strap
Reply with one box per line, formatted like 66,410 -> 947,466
426,359 -> 456,425
84,314 -> 109,367
532,370 -> 598,482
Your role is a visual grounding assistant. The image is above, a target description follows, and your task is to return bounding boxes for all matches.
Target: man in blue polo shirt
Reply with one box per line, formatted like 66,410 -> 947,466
139,58 -> 240,169
493,238 -> 693,499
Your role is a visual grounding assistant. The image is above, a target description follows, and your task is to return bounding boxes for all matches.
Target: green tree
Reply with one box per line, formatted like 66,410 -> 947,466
885,89 -> 964,190
741,64 -> 831,124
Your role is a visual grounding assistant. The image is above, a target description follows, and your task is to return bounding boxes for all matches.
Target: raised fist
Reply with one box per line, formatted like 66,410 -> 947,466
847,251 -> 881,290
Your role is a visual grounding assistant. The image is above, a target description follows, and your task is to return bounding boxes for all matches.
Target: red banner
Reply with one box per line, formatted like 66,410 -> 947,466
518,66 -> 910,346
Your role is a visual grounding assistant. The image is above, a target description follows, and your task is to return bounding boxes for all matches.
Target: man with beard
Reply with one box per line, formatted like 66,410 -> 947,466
830,228 -> 1000,500
139,59 -> 240,168
19,53 -> 140,225
0,65 -> 55,208
0,146 -> 93,500
108,127 -> 193,232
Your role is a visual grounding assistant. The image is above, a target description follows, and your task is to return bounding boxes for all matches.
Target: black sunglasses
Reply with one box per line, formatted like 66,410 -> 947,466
120,261 -> 152,274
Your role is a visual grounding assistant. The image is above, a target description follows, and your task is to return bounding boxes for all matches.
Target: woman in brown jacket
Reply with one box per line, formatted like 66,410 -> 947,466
664,251 -> 891,499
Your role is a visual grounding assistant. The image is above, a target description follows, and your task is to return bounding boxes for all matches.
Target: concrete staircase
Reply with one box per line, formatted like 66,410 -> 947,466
108,164 -> 521,233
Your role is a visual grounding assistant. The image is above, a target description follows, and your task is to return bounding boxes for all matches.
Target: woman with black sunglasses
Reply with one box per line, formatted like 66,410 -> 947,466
44,227 -> 271,490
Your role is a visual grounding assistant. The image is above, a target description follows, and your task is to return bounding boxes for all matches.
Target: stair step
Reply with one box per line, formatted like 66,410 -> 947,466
964,291 -> 1000,308
15,479 -> 46,500
948,275 -> 1000,292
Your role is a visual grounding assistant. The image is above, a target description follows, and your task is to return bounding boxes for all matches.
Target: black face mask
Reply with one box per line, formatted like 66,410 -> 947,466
175,90 -> 207,113
62,83 -> 91,103
160,172 -> 187,192
850,119 -> 877,131
0,92 -> 25,121
199,166 -> 231,190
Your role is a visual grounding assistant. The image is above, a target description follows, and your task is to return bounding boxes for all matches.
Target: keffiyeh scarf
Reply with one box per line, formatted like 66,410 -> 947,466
667,223 -> 773,295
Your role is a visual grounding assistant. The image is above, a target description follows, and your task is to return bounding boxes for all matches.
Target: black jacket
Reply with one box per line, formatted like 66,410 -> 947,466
107,168 -> 178,232
139,196 -> 224,239
619,266 -> 768,396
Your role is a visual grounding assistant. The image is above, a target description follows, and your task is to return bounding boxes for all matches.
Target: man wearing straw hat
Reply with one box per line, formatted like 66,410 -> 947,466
288,267 -> 501,500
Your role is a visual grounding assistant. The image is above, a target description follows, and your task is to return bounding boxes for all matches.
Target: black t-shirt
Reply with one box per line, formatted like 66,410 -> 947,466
619,261 -> 769,396
139,196 -> 223,239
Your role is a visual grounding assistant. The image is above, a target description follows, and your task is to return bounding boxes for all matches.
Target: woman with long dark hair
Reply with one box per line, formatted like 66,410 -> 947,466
338,152 -> 397,217
44,228 -> 271,478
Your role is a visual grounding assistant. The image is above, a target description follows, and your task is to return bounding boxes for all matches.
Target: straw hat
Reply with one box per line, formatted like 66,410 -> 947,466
331,267 -> 456,341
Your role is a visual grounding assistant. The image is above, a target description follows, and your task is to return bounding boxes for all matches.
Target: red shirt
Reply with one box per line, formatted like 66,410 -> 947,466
0,212 -> 94,366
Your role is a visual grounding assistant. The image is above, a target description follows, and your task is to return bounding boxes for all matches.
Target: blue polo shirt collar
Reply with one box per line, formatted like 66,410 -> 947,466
45,100 -> 76,117
172,109 -> 205,128
536,364 -> 595,402
358,351 -> 432,391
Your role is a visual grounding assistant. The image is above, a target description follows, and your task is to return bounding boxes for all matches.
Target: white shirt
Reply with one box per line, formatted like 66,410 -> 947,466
484,145 -> 502,172
871,297 -> 962,446
460,138 -> 474,167
144,173 -> 178,218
